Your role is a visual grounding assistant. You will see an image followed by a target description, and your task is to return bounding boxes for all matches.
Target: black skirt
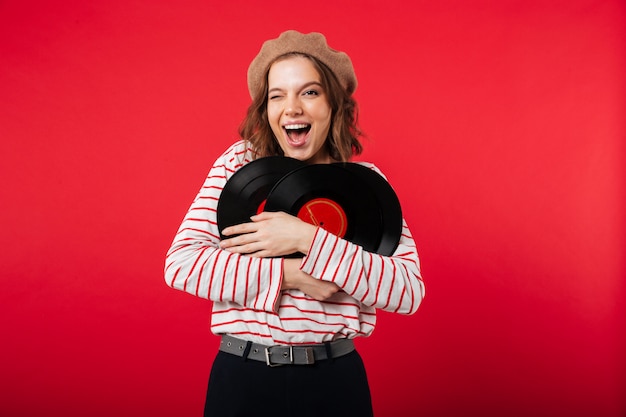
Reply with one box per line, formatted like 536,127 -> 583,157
204,349 -> 374,417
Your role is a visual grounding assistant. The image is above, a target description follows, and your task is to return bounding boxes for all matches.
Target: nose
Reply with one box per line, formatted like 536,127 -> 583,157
284,94 -> 303,116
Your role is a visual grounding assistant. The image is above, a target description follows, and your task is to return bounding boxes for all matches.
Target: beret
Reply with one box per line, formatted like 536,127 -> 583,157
247,30 -> 357,99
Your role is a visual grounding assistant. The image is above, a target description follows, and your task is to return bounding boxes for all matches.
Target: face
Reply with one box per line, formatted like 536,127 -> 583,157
267,56 -> 333,164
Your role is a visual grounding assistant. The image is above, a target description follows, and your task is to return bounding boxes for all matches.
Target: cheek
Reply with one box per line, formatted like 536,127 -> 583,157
319,109 -> 332,134
311,104 -> 332,128
266,106 -> 282,136
266,105 -> 278,125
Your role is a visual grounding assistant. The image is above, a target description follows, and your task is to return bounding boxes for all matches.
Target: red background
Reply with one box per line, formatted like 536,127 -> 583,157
1,1 -> 624,416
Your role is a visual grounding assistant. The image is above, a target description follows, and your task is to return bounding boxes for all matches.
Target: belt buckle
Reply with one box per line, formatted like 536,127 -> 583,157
264,345 -> 293,367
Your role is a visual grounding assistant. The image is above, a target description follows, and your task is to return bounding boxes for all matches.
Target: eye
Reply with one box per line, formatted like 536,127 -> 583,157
303,89 -> 320,96
268,89 -> 284,100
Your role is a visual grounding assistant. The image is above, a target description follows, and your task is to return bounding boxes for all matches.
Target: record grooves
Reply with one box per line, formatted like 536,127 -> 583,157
217,157 -> 402,256
263,164 -> 384,254
216,156 -> 305,237
333,162 -> 403,256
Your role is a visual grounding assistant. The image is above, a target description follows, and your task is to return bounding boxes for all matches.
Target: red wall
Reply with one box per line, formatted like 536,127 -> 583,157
1,1 -> 624,416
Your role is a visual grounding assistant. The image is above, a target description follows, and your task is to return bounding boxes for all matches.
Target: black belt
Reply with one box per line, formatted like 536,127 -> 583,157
219,335 -> 355,366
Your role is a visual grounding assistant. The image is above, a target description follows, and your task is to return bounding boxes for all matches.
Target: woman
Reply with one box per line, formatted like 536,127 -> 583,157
165,30 -> 424,417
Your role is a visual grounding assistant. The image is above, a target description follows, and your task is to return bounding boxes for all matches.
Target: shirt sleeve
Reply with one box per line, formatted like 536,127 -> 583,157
164,142 -> 283,312
299,225 -> 424,315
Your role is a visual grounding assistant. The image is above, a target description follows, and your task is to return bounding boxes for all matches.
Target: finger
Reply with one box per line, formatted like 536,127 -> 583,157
220,233 -> 255,249
252,211 -> 293,222
222,241 -> 260,255
250,211 -> 278,222
219,238 -> 234,249
246,247 -> 279,258
221,221 -> 257,236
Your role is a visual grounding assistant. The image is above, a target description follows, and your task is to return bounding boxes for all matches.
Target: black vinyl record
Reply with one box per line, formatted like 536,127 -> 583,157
333,162 -> 403,256
263,164 -> 401,255
217,156 -> 305,238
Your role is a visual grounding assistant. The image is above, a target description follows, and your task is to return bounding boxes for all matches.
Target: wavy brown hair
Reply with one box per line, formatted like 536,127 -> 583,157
239,53 -> 362,162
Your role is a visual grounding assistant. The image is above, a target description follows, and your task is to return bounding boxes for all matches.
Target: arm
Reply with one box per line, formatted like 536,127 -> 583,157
282,257 -> 340,301
299,223 -> 424,314
218,199 -> 424,312
220,211 -> 342,301
163,142 -> 283,312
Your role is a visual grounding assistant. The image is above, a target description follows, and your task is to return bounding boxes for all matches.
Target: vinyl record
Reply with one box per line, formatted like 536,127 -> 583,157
334,162 -> 403,256
263,164 -> 394,255
217,156 -> 305,238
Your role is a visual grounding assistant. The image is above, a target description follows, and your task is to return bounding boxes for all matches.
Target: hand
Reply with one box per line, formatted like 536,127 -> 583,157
282,258 -> 340,301
219,211 -> 317,257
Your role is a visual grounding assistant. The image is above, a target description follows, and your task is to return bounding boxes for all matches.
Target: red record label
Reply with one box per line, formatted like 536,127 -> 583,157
297,197 -> 347,237
256,199 -> 267,214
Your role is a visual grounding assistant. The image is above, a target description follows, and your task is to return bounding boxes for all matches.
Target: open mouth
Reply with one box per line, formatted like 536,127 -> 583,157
283,123 -> 311,145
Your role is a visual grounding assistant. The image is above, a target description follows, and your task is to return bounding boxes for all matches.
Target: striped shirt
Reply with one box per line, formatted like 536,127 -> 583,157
164,140 -> 424,345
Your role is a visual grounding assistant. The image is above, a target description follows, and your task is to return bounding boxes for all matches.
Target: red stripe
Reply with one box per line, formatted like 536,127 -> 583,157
262,260 -> 273,311
254,259 -> 262,310
206,250 -> 223,300
243,258 -> 251,306
329,241 -> 349,283
164,259 -> 176,276
348,266 -> 364,297
279,305 -> 359,321
269,261 -> 283,311
169,266 -> 181,288
212,307 -> 246,316
394,284 -> 406,314
231,254 -> 240,303
195,255 -> 211,297
279,316 -> 359,329
188,206 -> 217,213
281,292 -> 361,308
358,252 -> 374,301
209,174 -> 227,181
317,234 -> 339,278
381,262 -> 396,310
174,228 -> 220,241
405,262 -> 416,313
186,217 -> 216,224
219,252 -> 235,302
197,195 -> 219,201
372,256 -> 385,305
201,185 -> 223,191
183,245 -> 209,292
337,247 -> 357,288
165,241 -> 193,258
219,329 -> 273,339
212,324 -> 359,346
212,318 -> 270,328
176,227 -> 212,236
305,229 -> 328,272
269,330 -> 353,345
212,317 -> 359,337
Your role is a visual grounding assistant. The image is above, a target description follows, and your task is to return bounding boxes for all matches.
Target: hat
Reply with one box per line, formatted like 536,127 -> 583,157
247,30 -> 357,99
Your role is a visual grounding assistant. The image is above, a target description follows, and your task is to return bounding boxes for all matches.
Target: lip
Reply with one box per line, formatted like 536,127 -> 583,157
281,120 -> 311,128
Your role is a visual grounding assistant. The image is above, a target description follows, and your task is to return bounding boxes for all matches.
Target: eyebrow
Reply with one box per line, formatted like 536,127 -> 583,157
268,81 -> 324,95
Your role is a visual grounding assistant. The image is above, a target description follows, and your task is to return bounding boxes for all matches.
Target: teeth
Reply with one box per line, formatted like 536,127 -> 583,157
284,124 -> 309,130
